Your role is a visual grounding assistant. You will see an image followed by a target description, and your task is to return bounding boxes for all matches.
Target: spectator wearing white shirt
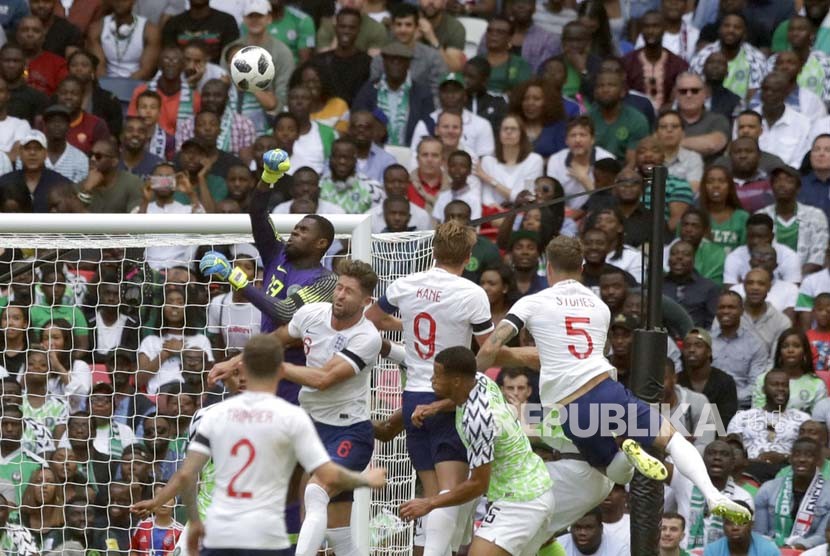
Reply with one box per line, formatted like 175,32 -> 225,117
286,84 -> 331,175
271,166 -> 345,215
432,150 -> 481,223
0,76 -> 30,156
206,251 -> 260,360
635,0 -> 699,62
546,115 -> 615,213
593,206 -> 644,283
410,73 -> 495,159
371,163 -> 431,233
135,162 -> 204,271
754,72 -> 812,169
600,485 -> 630,550
730,244 -> 799,319
760,51 -> 828,121
724,213 -> 802,285
41,104 -> 88,184
474,114 -> 544,214
757,164 -> 830,276
557,508 -> 629,556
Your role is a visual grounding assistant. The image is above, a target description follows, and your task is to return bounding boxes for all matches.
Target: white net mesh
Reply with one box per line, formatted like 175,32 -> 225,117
0,223 -> 435,556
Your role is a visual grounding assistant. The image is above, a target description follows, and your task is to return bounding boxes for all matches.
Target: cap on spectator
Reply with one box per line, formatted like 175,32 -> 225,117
43,104 -> 71,121
371,107 -> 389,126
770,164 -> 801,182
231,243 -> 263,268
508,230 -> 541,250
244,0 -> 272,15
685,328 -> 712,349
380,41 -> 414,59
440,72 -> 465,87
20,130 -> 47,149
181,138 -> 207,153
610,313 -> 640,331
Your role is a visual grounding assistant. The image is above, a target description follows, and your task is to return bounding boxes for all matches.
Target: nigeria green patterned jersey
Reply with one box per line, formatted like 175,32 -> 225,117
22,396 -> 68,433
455,374 -> 552,502
188,404 -> 217,518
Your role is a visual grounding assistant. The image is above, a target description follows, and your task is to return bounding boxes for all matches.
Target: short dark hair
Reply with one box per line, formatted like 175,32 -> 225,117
719,290 -> 744,306
273,112 -> 299,128
243,334 -> 285,380
435,346 -> 477,377
337,260 -> 378,295
67,48 -> 100,70
661,512 -> 686,529
305,215 -> 335,252
337,7 -> 362,20
681,206 -> 711,229
746,213 -> 774,231
391,3 -> 418,21
567,115 -> 595,136
448,149 -> 472,167
579,506 -> 603,525
496,367 -> 531,387
792,436 -> 822,455
736,109 -> 762,124
137,89 -> 162,105
383,163 -> 408,180
383,194 -> 410,211
466,56 -> 491,78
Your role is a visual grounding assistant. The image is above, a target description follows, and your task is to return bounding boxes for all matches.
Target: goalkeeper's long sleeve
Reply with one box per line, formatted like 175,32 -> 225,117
240,272 -> 338,323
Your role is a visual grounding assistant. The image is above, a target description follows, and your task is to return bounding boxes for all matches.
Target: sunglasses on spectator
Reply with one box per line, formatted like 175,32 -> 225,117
677,87 -> 702,95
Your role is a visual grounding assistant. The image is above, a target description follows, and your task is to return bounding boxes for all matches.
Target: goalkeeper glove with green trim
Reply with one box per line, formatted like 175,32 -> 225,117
261,149 -> 291,185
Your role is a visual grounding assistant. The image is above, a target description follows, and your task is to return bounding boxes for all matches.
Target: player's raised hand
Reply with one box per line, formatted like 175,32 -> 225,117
261,149 -> 291,184
130,499 -> 158,520
208,354 -> 245,390
199,251 -> 232,280
410,403 -> 438,428
363,467 -> 387,489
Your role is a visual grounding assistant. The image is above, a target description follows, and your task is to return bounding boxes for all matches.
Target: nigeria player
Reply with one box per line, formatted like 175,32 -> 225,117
366,220 -> 493,556
400,347 -> 555,556
202,149 -> 337,404
270,261 -> 382,556
133,334 -> 386,556
476,235 -> 752,525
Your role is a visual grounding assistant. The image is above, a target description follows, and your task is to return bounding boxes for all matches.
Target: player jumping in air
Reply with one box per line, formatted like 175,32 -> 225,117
367,220 -> 494,556
476,235 -> 752,526
273,261 -> 383,556
132,334 -> 386,556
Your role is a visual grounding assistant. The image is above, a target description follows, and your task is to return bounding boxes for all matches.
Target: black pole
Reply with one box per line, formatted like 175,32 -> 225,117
629,166 -> 669,556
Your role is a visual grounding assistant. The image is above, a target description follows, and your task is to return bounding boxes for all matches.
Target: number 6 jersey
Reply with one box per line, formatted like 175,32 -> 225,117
505,279 -> 615,406
379,267 -> 493,392
189,391 -> 330,550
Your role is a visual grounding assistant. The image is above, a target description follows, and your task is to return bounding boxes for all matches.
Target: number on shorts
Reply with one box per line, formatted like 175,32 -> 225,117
413,312 -> 437,360
565,316 -> 593,360
481,505 -> 501,527
227,438 -> 256,499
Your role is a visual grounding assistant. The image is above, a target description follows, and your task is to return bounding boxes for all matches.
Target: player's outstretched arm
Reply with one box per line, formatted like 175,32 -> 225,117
373,410 -> 404,442
476,321 -> 519,371
493,346 -> 540,370
249,149 -> 292,258
312,461 -> 387,493
282,357 -> 356,391
365,302 -> 403,332
400,464 -> 491,521
131,450 -> 210,519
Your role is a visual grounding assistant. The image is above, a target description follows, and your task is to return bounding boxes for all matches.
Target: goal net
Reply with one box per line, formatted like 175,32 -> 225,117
0,213 -> 433,556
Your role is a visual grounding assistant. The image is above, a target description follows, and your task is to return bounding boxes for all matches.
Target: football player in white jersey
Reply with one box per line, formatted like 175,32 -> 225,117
134,334 -> 386,556
366,219 -> 494,556
271,261 -> 383,556
476,235 -> 752,526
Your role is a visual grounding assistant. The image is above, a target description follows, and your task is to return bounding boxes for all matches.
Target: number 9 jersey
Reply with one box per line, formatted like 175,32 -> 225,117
379,267 -> 493,392
504,279 -> 615,406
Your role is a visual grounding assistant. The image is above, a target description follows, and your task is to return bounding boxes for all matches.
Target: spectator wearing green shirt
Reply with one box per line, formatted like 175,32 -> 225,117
588,71 -> 650,163
674,207 -> 728,286
30,266 -> 89,359
319,137 -> 382,214
249,0 -> 316,63
699,165 -> 750,253
0,404 -> 46,506
483,16 -> 533,95
316,0 -> 388,55
634,135 -> 694,234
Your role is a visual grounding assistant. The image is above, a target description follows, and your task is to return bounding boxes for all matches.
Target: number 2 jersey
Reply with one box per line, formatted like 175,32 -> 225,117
189,391 -> 330,550
379,267 -> 493,392
505,279 -> 615,406
288,302 -> 382,425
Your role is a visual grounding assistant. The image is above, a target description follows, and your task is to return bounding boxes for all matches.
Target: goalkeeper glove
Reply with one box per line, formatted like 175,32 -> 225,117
261,149 -> 291,185
227,267 -> 250,290
199,251 -> 232,280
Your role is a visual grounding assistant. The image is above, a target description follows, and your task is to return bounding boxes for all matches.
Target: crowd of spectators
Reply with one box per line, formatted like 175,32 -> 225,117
8,0 -> 830,554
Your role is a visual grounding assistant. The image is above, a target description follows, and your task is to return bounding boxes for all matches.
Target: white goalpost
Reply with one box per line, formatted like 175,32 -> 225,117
0,213 -> 430,556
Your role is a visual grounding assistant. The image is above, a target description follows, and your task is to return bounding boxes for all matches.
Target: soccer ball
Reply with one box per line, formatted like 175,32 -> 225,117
230,46 -> 275,92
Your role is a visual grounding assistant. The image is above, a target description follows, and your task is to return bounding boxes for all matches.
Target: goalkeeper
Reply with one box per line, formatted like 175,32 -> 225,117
201,149 -> 338,404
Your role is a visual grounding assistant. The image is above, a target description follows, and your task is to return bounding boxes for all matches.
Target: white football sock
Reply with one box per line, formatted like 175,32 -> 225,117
327,526 -> 360,556
295,483 -> 329,556
666,432 -> 721,502
423,491 -> 458,556
606,451 -> 635,485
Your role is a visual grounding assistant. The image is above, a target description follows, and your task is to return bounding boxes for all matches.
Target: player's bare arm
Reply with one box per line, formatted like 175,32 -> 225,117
282,357 -> 357,391
209,325 -> 301,388
311,461 -> 388,496
400,463 -> 492,521
476,321 -> 519,370
411,398 -> 456,427
182,458 -> 205,556
373,410 -> 405,442
493,346 -> 540,370
365,302 -> 403,332
131,450 -> 210,518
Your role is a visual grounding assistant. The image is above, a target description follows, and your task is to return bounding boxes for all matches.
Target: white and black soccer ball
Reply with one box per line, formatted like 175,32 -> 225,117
230,46 -> 275,92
